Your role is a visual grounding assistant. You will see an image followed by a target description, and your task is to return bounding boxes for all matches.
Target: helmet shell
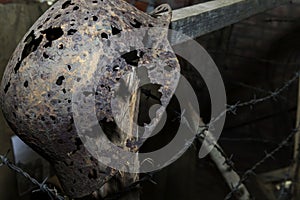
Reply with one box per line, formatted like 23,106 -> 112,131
0,0 -> 179,197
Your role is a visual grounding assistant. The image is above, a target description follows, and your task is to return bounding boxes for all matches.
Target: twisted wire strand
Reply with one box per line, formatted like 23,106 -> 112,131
224,126 -> 298,200
210,71 -> 300,128
0,70 -> 299,199
0,152 -> 64,200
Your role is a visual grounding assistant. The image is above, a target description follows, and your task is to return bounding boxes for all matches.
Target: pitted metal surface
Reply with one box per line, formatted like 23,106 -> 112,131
0,0 -> 180,198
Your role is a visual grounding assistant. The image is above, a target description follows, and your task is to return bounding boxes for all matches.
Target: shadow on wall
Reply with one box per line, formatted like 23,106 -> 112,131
0,2 -> 49,200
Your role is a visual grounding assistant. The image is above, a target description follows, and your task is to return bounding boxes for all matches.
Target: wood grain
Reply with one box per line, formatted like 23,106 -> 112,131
171,0 -> 293,41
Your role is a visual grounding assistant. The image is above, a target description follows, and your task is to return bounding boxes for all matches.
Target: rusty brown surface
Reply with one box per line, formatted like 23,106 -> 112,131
0,0 -> 180,198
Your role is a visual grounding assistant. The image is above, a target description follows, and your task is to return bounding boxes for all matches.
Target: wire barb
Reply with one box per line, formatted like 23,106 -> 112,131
0,151 -> 64,200
224,125 -> 299,200
210,70 -> 300,128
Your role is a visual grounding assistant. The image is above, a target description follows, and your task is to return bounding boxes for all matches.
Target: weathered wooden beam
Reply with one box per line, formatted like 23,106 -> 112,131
171,0 -> 293,41
187,105 -> 250,200
292,78 -> 300,199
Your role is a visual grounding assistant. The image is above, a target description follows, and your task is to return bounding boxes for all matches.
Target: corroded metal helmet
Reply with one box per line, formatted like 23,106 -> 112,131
0,0 -> 180,198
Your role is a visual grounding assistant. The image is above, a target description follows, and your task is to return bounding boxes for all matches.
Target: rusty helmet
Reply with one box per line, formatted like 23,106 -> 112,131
0,0 -> 180,198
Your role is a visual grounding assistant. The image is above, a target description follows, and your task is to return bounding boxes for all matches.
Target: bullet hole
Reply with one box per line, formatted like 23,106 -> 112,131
111,25 -> 121,35
14,63 -> 21,74
62,0 -> 74,9
4,82 -> 10,93
15,30 -> 43,73
67,29 -> 77,35
44,17 -> 50,23
101,32 -> 108,39
92,16 -> 98,21
130,19 -> 142,28
73,6 -> 79,10
43,52 -> 49,58
62,88 -> 66,93
121,50 -> 145,66
67,65 -> 72,70
41,27 -> 64,48
54,14 -> 61,19
92,0 -> 97,3
24,80 -> 28,88
50,115 -> 56,121
113,65 -> 119,71
58,44 -> 64,49
138,84 -> 163,126
56,76 -> 65,86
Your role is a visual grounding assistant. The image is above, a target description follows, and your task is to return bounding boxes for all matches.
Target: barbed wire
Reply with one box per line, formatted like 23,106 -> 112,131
209,70 -> 300,128
196,70 -> 300,199
220,137 -> 280,145
0,69 -> 299,199
208,50 -> 300,67
224,125 -> 298,200
229,80 -> 288,102
0,151 -> 64,200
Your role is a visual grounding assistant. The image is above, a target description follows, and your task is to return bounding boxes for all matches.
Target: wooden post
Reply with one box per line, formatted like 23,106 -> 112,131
171,0 -> 294,42
292,78 -> 300,199
100,71 -> 140,200
187,104 -> 250,200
